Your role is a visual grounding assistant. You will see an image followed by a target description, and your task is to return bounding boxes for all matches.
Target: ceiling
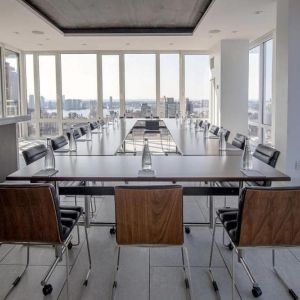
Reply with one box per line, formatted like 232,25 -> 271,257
0,0 -> 276,51
20,0 -> 213,35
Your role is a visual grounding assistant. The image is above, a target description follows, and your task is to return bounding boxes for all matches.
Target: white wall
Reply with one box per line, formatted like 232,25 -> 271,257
210,39 -> 249,142
274,0 -> 300,178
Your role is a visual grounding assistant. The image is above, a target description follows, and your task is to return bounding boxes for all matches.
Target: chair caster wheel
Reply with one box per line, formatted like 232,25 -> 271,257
252,286 -> 262,298
67,242 -> 73,250
42,284 -> 53,295
227,243 -> 233,251
83,279 -> 88,286
184,278 -> 190,289
113,281 -> 117,288
185,226 -> 191,234
110,227 -> 116,235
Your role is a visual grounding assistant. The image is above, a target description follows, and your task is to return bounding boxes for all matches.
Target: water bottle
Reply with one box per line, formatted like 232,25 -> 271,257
45,138 -> 55,170
142,138 -> 152,170
241,138 -> 253,170
219,129 -> 226,151
69,126 -> 77,152
204,121 -> 209,138
86,122 -> 92,140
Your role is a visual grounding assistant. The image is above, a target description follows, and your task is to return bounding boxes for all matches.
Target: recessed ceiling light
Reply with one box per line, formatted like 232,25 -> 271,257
37,43 -> 43,46
209,29 -> 221,34
169,42 -> 174,46
13,31 -> 20,35
32,30 -> 44,35
254,10 -> 263,15
232,30 -> 238,34
125,42 -> 130,46
46,38 -> 50,41
81,43 -> 87,46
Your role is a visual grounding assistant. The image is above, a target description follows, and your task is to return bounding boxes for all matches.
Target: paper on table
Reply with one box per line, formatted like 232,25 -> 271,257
138,169 -> 156,177
33,169 -> 58,177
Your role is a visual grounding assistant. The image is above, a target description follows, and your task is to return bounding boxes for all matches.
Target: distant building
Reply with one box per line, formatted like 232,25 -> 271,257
186,98 -> 193,115
161,97 -> 180,118
141,103 -> 152,117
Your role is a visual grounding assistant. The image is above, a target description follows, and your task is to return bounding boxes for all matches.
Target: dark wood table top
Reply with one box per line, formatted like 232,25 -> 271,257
7,155 -> 290,183
163,119 -> 242,156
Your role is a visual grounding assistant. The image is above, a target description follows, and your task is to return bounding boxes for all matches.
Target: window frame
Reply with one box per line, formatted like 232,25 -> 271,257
248,38 -> 273,146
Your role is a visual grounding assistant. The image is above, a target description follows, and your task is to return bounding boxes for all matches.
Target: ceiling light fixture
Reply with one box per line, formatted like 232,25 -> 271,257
32,30 -> 44,35
209,29 -> 221,34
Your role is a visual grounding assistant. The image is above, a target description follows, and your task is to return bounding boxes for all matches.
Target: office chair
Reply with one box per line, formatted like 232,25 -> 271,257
209,187 -> 300,299
112,186 -> 192,300
0,184 -> 91,299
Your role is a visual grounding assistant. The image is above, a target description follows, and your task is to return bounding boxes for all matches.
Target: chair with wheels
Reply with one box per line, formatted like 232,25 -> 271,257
209,125 -> 219,135
215,143 -> 280,246
217,128 -> 231,141
0,184 -> 91,299
209,186 -> 300,299
231,133 -> 247,150
112,185 -> 193,300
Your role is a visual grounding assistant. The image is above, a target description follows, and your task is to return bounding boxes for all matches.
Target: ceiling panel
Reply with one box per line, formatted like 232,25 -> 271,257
21,0 -> 213,35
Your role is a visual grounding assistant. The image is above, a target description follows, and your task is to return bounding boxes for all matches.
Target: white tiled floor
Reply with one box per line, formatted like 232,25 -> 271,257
1,195 -> 299,300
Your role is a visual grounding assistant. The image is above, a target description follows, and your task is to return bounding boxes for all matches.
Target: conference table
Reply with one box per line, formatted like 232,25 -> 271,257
8,130 -> 290,227
55,118 -> 243,156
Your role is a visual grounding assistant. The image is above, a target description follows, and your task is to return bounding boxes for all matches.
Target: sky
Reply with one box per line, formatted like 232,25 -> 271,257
25,53 -> 212,102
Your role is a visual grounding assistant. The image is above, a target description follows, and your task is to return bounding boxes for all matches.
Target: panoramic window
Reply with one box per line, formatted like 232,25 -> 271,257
248,40 -> 273,146
4,50 -> 20,116
61,54 -> 97,120
25,54 -> 36,136
39,55 -> 57,119
160,54 -> 180,118
102,55 -> 120,118
125,54 -> 156,117
184,55 -> 210,119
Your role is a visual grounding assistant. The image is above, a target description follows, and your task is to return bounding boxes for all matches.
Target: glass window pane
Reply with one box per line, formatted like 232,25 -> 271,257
248,46 -> 260,123
263,40 -> 273,126
184,55 -> 210,119
263,127 -> 272,146
25,54 -> 35,118
248,124 -> 260,146
5,50 -> 20,116
102,55 -> 120,118
61,54 -> 97,120
160,54 -> 179,118
125,54 -> 156,117
39,55 -> 57,118
27,122 -> 37,137
39,122 -> 59,137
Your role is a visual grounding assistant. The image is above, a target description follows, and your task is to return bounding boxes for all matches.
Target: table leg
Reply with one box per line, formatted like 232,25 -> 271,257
209,182 -> 214,229
84,181 -> 91,228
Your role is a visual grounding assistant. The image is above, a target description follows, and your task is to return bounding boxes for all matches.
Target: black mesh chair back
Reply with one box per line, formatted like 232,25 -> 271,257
80,127 -> 87,136
217,128 -> 230,141
145,120 -> 160,131
209,125 -> 219,135
22,144 -> 47,165
232,133 -> 246,150
51,136 -> 68,150
253,144 -> 280,168
66,129 -> 81,141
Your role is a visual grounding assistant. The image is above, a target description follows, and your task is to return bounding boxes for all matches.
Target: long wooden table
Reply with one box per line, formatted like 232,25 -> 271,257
7,155 -> 290,227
